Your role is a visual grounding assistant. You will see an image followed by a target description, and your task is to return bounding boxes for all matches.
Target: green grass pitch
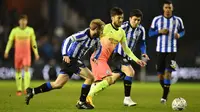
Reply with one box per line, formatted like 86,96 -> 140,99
0,80 -> 199,112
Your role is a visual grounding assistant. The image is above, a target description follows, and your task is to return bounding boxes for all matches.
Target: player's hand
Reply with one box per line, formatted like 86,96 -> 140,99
142,54 -> 150,61
174,33 -> 180,39
4,53 -> 9,59
35,55 -> 40,61
136,60 -> 147,67
63,56 -> 71,63
159,29 -> 169,35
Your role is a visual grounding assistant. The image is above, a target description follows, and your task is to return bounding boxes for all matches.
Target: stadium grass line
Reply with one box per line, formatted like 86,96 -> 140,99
0,80 -> 199,112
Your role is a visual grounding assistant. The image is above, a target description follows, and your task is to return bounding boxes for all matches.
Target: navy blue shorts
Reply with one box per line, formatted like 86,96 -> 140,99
156,52 -> 176,73
60,58 -> 85,77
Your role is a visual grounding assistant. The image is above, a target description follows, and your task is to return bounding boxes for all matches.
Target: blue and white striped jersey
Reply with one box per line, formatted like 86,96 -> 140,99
61,28 -> 102,59
149,15 -> 185,53
114,21 -> 146,60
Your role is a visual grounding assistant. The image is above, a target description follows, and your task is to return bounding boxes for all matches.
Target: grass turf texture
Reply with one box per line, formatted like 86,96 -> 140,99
0,80 -> 199,112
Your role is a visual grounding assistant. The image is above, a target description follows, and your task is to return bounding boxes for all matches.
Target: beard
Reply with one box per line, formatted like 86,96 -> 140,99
93,33 -> 99,37
113,22 -> 122,28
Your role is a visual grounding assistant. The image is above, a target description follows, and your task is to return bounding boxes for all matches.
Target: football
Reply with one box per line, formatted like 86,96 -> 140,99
172,97 -> 187,111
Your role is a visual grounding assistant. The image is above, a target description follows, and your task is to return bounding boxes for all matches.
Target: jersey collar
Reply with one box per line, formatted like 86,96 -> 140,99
162,14 -> 174,19
86,28 -> 92,39
111,23 -> 119,31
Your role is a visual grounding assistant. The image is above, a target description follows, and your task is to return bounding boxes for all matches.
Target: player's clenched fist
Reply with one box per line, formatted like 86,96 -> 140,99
35,55 -> 40,61
174,33 -> 180,39
4,52 -> 9,59
136,60 -> 147,67
159,29 -> 169,35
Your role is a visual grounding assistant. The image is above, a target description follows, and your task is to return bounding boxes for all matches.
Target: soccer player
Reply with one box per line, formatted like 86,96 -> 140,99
149,0 -> 185,104
4,15 -> 39,96
87,7 -> 147,107
112,9 -> 150,106
25,19 -> 105,109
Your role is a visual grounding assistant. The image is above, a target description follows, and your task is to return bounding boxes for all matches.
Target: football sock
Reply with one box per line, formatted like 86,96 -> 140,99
124,76 -> 133,97
160,79 -> 164,89
162,79 -> 171,99
88,80 -> 109,97
158,74 -> 164,89
15,71 -> 22,91
79,84 -> 91,102
24,71 -> 31,90
33,82 -> 52,94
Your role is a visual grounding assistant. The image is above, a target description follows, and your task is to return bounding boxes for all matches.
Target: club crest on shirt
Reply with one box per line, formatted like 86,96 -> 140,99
106,70 -> 111,75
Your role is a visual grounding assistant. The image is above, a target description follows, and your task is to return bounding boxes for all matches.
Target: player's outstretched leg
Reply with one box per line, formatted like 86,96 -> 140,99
76,67 -> 94,109
121,65 -> 137,106
123,75 -> 137,106
25,74 -> 68,105
87,73 -> 120,107
76,83 -> 94,109
25,87 -> 33,105
86,79 -> 109,107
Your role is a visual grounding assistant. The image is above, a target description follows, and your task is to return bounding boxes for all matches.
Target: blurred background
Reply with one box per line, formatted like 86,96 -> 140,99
0,0 -> 199,82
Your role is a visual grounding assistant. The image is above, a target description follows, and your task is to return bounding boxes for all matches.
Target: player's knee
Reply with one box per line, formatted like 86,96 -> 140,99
88,74 -> 94,82
84,75 -> 94,83
56,85 -> 63,89
125,70 -> 135,77
158,74 -> 164,80
55,84 -> 63,89
24,67 -> 29,72
122,66 -> 135,77
16,69 -> 21,73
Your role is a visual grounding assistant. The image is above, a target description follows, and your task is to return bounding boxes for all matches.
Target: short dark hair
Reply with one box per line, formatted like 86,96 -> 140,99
19,14 -> 28,20
110,7 -> 124,17
129,9 -> 143,19
163,0 -> 172,5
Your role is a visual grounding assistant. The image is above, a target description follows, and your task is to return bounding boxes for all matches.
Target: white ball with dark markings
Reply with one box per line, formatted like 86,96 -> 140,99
172,97 -> 187,111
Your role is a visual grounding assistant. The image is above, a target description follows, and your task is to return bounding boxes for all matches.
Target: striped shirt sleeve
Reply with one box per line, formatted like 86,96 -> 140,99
121,21 -> 129,30
61,36 -> 73,56
71,31 -> 87,41
140,27 -> 147,54
149,16 -> 160,37
150,16 -> 160,29
141,26 -> 146,40
177,17 -> 185,38
177,17 -> 184,30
